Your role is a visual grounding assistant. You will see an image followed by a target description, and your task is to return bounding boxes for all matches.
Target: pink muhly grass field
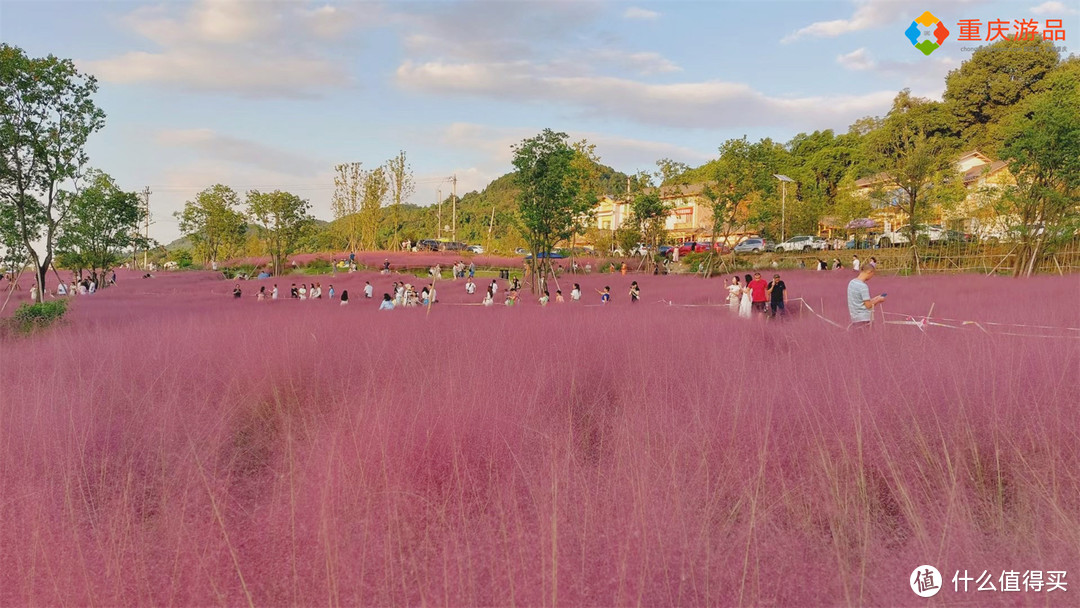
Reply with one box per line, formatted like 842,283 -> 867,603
1,269 -> 1077,605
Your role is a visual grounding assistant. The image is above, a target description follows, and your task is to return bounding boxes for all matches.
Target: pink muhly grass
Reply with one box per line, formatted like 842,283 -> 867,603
0,269 -> 1077,605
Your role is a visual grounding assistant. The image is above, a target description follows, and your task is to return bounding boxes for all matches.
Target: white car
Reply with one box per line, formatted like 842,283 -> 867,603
775,235 -> 828,252
876,225 -> 946,247
466,245 -> 484,254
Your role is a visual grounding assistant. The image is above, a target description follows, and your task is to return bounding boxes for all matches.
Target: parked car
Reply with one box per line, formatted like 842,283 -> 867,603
514,247 -> 528,255
775,235 -> 828,252
677,241 -> 710,256
734,238 -> 771,253
524,251 -> 566,259
440,241 -> 467,251
844,238 -> 873,250
466,245 -> 484,254
876,225 -> 946,247
417,239 -> 442,251
943,229 -> 974,244
658,245 -> 675,257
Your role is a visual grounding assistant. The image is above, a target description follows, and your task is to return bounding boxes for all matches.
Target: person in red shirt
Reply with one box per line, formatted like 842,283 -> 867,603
748,272 -> 769,314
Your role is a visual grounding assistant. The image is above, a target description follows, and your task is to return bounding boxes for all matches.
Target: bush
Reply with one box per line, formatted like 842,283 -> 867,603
302,258 -> 333,273
11,299 -> 68,333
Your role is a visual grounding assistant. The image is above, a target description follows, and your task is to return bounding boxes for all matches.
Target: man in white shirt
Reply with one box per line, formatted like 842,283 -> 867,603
852,255 -> 861,272
847,266 -> 886,327
465,279 -> 476,294
364,281 -> 373,298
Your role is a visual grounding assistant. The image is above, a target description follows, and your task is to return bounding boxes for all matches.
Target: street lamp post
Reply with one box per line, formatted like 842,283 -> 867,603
773,174 -> 794,242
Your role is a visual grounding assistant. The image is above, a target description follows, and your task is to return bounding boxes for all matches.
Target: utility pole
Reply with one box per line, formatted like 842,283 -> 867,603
486,205 -> 495,254
436,187 -> 442,240
452,174 -> 457,243
142,187 -> 152,270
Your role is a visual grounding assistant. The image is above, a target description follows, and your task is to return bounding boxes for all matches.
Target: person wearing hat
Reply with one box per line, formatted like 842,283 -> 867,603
766,273 -> 787,319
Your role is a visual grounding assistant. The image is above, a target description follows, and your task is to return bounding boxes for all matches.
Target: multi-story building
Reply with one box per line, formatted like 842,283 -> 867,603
853,150 -> 1015,237
592,183 -> 722,243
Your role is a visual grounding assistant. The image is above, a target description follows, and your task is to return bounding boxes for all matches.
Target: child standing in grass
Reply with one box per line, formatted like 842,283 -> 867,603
597,286 -> 611,304
629,281 -> 639,303
364,281 -> 373,298
571,284 -> 581,301
299,284 -> 307,300
539,291 -> 550,306
379,293 -> 394,310
272,284 -> 279,300
340,290 -> 349,306
555,289 -> 564,303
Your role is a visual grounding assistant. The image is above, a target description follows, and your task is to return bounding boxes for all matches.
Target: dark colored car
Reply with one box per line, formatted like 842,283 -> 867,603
524,251 -> 566,259
944,229 -> 974,244
417,239 -> 441,251
441,241 -> 467,251
658,245 -> 675,257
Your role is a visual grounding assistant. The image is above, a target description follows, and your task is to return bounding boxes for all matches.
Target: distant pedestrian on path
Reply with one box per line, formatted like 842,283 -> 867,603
852,255 -> 861,272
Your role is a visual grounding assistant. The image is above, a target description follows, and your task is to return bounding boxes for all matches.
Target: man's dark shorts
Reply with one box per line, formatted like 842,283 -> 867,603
752,301 -> 767,313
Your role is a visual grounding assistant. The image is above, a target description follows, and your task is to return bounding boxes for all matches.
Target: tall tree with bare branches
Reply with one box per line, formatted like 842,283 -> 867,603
331,162 -> 364,252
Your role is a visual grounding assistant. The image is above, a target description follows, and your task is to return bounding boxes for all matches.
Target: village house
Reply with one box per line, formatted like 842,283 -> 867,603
852,150 -> 1016,238
591,183 -> 756,245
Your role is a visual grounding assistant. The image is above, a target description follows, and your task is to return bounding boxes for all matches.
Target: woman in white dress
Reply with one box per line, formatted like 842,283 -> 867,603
738,273 -> 753,319
726,276 -> 742,310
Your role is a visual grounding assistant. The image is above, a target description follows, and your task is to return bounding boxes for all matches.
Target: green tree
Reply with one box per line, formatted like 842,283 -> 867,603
701,137 -> 772,251
997,61 -> 1080,276
360,167 -> 388,250
0,44 -> 106,302
630,189 -> 670,270
513,129 -> 594,287
176,184 -> 246,264
331,162 -> 364,252
944,37 -> 1060,149
56,170 -> 145,285
246,189 -> 313,276
863,90 -> 963,270
384,151 -> 414,249
655,158 -> 690,185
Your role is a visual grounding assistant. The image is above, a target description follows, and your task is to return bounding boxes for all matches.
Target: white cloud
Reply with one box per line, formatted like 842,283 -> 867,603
83,0 -> 364,97
156,129 -> 326,176
835,48 -> 958,97
783,1 -> 909,42
86,50 -> 346,97
837,48 -> 876,71
623,7 -> 660,21
586,49 -> 681,75
1031,1 -> 1079,15
783,0 -> 988,43
397,61 -> 898,130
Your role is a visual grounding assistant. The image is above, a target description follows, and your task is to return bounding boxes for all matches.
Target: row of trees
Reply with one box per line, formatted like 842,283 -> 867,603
1,44 -> 151,302
656,37 -> 1078,275
176,185 -> 314,276
329,152 -> 414,252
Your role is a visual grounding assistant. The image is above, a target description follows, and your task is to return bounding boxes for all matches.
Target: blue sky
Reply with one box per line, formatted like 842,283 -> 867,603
1,0 -> 1076,241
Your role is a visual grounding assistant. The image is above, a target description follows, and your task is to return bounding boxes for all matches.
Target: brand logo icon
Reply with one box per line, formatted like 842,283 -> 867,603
906,11 -> 950,55
910,565 -> 942,597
